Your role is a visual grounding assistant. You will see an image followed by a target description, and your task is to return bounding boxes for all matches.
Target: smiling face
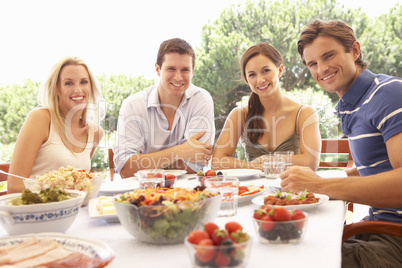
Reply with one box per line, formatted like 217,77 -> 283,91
245,54 -> 283,97
156,52 -> 194,102
303,35 -> 362,98
57,64 -> 91,116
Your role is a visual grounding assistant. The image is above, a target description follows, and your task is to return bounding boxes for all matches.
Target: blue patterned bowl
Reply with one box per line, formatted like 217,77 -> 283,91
0,190 -> 86,235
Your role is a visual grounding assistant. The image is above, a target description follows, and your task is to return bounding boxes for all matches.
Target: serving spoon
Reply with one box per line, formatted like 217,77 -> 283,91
0,169 -> 29,180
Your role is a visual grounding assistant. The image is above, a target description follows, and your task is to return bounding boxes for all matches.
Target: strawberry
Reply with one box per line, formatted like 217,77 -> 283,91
211,229 -> 229,245
196,238 -> 216,263
229,230 -> 250,243
225,221 -> 242,234
291,209 -> 306,229
204,222 -> 219,237
187,230 -> 209,245
205,170 -> 216,176
260,205 -> 273,214
260,214 -> 274,231
214,251 -> 230,267
271,207 -> 292,221
253,209 -> 265,220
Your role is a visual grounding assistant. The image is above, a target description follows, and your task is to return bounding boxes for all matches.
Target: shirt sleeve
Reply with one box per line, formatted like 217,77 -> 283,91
369,79 -> 402,142
181,89 -> 215,172
113,98 -> 149,174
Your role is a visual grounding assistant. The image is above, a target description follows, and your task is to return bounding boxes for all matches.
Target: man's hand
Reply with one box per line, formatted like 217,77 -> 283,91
280,166 -> 322,193
177,130 -> 213,165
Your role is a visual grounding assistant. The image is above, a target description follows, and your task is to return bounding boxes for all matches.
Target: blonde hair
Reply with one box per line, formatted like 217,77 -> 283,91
37,56 -> 104,153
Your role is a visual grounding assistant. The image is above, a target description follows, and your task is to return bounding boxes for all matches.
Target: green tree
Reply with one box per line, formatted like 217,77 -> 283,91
97,74 -> 154,137
360,4 -> 402,77
193,0 -> 372,134
0,79 -> 39,144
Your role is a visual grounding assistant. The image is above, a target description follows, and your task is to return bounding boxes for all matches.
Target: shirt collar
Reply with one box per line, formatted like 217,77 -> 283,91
147,84 -> 197,108
340,69 -> 376,106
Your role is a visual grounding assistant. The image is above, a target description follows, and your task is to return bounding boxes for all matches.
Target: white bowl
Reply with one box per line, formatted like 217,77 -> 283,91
0,190 -> 86,235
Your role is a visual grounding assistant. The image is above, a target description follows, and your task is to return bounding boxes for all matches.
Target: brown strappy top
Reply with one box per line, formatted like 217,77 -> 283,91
240,106 -> 303,161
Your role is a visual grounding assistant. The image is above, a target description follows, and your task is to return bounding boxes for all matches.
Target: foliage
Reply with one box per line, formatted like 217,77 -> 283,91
360,3 -> 402,77
97,74 -> 155,136
193,0 -> 401,132
0,79 -> 40,144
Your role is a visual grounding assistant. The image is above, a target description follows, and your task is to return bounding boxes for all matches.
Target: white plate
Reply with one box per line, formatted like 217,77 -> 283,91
134,169 -> 187,178
88,198 -> 119,223
267,178 -> 282,189
0,232 -> 114,263
218,169 -> 263,179
99,177 -> 138,195
251,193 -> 330,211
238,185 -> 268,205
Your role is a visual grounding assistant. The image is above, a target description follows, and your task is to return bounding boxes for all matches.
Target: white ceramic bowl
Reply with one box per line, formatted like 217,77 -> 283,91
24,174 -> 103,206
0,190 -> 86,235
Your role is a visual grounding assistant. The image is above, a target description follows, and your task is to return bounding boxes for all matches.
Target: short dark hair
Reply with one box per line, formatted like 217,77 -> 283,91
297,19 -> 367,69
156,38 -> 195,69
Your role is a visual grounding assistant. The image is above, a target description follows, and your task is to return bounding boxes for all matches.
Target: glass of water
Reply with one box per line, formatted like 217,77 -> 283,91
204,176 -> 239,217
274,151 -> 294,169
262,155 -> 285,179
138,169 -> 165,189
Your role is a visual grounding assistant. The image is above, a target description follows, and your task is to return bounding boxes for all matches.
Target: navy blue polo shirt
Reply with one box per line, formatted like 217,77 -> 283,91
335,69 -> 402,222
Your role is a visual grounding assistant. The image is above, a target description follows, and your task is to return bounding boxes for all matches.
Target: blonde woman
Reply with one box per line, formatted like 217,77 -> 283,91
7,57 -> 104,193
212,43 -> 321,171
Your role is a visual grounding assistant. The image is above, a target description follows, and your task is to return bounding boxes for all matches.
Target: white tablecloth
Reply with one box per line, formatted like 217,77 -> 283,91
0,171 -> 347,268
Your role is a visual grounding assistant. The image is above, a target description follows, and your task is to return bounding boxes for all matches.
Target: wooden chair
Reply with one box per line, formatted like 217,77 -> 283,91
343,220 -> 402,242
320,139 -> 354,168
0,162 -> 10,195
108,149 -> 115,181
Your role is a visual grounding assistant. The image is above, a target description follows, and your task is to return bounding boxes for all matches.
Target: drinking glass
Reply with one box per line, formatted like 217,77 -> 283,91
274,151 -> 294,169
204,176 -> 239,217
138,169 -> 165,189
262,155 -> 285,179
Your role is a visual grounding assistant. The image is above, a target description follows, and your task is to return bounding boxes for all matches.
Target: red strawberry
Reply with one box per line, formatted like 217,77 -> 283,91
260,205 -> 273,214
204,222 -> 219,237
260,214 -> 274,231
211,229 -> 229,245
253,209 -> 265,220
291,209 -> 306,229
196,238 -> 216,263
187,230 -> 209,245
271,207 -> 292,221
225,221 -> 242,234
214,251 -> 230,267
205,170 -> 216,176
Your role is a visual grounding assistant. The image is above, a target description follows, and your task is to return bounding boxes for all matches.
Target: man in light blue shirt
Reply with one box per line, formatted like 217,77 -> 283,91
114,38 -> 215,178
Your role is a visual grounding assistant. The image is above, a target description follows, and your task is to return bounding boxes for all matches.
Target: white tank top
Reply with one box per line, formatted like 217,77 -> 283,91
31,121 -> 94,177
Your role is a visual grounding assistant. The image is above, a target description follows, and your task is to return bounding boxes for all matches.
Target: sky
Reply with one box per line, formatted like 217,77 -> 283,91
0,0 -> 400,86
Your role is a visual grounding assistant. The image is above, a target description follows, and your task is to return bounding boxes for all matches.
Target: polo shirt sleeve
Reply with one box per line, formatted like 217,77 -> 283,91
113,98 -> 148,174
182,90 -> 215,172
369,79 -> 402,142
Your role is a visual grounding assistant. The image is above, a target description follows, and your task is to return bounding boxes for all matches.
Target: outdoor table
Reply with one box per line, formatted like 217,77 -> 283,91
0,171 -> 347,267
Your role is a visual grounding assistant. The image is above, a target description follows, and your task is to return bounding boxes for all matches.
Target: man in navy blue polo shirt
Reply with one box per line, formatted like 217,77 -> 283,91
280,19 -> 402,266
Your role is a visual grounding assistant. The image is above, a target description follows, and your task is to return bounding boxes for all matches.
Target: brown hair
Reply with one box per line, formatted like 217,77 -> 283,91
239,42 -> 283,143
297,19 -> 367,69
156,38 -> 195,69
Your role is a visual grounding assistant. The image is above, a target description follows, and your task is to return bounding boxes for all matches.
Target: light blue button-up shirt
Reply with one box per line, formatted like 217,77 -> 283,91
113,84 -> 215,174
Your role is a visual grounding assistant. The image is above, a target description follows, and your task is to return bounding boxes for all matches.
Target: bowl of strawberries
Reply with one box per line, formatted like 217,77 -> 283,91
185,221 -> 252,268
252,205 -> 307,244
196,170 -> 225,187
